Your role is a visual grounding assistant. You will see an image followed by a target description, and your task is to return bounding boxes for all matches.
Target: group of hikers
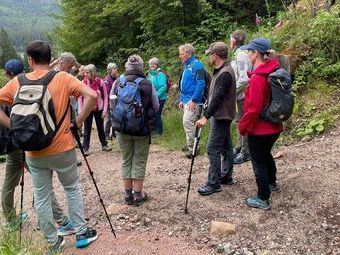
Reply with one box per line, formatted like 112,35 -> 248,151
0,29 -> 290,254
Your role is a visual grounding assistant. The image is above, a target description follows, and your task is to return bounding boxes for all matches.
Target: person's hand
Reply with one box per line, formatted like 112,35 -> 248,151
102,112 -> 107,119
70,117 -> 82,130
196,116 -> 207,128
188,100 -> 196,112
178,102 -> 184,110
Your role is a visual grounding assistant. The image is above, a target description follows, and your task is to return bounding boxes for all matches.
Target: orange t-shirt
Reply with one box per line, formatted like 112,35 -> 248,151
0,70 -> 83,158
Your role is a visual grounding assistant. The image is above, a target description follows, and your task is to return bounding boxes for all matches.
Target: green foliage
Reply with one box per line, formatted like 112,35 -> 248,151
53,0 -> 288,68
0,28 -> 20,68
0,68 -> 8,88
252,3 -> 340,90
287,80 -> 340,140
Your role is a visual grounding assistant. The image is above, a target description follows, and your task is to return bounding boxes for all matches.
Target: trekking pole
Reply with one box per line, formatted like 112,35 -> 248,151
184,125 -> 202,214
184,104 -> 204,214
19,152 -> 25,244
71,120 -> 116,238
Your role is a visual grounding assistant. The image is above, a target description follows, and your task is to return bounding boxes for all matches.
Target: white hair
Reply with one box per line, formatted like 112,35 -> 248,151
148,57 -> 160,66
84,64 -> 97,76
178,43 -> 195,55
59,52 -> 76,64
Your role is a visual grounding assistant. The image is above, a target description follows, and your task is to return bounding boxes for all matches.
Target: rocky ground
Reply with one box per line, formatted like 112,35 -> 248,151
0,124 -> 339,255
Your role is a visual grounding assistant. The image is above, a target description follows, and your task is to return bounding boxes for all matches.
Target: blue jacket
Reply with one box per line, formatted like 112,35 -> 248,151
147,69 -> 167,101
180,56 -> 206,104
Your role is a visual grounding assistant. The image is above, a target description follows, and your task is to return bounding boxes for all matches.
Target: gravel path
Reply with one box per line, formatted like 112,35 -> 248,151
1,124 -> 339,255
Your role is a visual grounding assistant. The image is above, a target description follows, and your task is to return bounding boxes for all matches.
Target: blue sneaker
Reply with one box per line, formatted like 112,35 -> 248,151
57,222 -> 76,236
197,184 -> 221,196
75,228 -> 98,248
246,196 -> 271,210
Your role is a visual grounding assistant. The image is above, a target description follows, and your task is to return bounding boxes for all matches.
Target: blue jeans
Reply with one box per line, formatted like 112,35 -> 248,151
155,99 -> 166,135
26,149 -> 88,245
207,118 -> 233,188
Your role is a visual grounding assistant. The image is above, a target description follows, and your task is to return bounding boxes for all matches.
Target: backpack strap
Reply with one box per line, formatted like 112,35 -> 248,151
17,70 -> 58,87
55,99 -> 70,135
134,77 -> 145,85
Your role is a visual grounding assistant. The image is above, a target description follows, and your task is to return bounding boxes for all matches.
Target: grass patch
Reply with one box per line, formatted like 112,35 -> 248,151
282,80 -> 340,142
0,227 -> 45,255
152,91 -> 237,154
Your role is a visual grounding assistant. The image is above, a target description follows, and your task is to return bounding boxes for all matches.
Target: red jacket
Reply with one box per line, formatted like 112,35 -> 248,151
239,59 -> 283,136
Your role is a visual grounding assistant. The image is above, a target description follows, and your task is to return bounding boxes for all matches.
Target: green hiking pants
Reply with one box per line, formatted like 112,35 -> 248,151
1,149 -> 23,222
1,150 -> 68,225
116,133 -> 150,179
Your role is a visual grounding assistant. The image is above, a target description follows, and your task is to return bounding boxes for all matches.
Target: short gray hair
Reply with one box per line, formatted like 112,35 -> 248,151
178,43 -> 195,55
148,57 -> 159,66
59,52 -> 76,64
84,64 -> 97,76
107,62 -> 117,71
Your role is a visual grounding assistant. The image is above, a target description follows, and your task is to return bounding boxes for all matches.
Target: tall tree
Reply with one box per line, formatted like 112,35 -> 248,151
0,28 -> 20,68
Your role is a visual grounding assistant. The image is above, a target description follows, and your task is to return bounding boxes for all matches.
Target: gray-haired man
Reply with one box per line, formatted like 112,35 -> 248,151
230,30 -> 251,164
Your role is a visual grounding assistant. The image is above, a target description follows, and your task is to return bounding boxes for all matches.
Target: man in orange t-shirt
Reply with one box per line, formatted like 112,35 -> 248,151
0,41 -> 98,253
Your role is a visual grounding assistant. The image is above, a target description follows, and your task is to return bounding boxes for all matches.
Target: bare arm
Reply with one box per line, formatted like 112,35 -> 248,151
75,85 -> 97,128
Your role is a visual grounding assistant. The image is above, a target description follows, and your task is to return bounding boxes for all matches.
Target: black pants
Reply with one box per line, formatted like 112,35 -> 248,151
248,133 -> 280,200
207,118 -> 233,187
83,110 -> 107,151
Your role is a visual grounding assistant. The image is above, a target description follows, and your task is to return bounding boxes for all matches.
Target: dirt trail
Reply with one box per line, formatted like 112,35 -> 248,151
1,125 -> 339,255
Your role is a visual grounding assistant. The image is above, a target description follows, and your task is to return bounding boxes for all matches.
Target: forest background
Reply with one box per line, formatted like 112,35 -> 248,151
0,0 -> 339,148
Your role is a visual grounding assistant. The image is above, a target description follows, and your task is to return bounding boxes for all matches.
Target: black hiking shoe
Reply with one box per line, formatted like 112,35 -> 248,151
221,176 -> 235,185
197,184 -> 221,196
233,152 -> 251,164
269,182 -> 279,192
134,192 -> 148,207
75,228 -> 98,248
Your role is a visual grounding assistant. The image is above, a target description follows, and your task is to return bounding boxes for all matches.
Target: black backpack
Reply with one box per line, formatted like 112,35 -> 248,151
0,106 -> 17,155
261,68 -> 295,124
10,70 -> 69,151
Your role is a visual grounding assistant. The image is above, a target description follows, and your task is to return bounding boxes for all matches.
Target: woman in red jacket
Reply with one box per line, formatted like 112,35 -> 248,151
239,38 -> 282,210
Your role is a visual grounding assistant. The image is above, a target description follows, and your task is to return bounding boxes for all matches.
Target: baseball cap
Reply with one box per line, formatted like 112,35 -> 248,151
205,42 -> 227,57
4,59 -> 24,75
240,38 -> 271,53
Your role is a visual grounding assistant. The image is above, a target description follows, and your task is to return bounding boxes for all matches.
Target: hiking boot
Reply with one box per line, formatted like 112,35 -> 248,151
124,195 -> 134,206
246,196 -> 271,210
7,211 -> 28,232
233,152 -> 251,164
57,222 -> 76,236
47,236 -> 65,255
134,192 -> 148,207
181,145 -> 189,152
198,184 -> 221,196
75,228 -> 98,248
220,176 -> 235,185
84,150 -> 90,156
233,148 -> 241,157
102,145 -> 112,152
269,182 -> 279,192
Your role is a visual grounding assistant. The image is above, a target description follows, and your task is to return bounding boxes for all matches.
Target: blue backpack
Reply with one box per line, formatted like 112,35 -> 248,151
111,77 -> 146,134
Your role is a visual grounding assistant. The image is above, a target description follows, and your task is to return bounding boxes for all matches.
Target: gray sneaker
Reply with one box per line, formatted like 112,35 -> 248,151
102,145 -> 112,152
47,236 -> 65,255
